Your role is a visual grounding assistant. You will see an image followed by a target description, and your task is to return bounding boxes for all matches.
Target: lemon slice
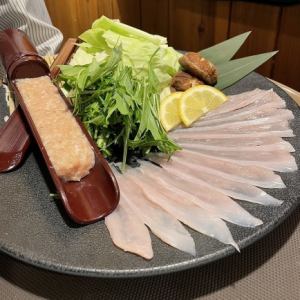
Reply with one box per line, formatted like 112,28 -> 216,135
179,85 -> 227,126
160,92 -> 183,131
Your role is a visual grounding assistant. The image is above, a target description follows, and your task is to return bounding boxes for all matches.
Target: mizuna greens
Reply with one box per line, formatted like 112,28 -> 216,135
59,46 -> 180,171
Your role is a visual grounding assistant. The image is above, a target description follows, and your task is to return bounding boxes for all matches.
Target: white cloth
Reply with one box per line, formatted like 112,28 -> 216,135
0,0 -> 63,77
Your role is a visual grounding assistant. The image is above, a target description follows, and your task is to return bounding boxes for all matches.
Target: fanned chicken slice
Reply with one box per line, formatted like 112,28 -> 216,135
193,107 -> 295,127
105,197 -> 153,260
152,158 -> 282,206
182,121 -> 290,133
116,173 -> 196,256
193,114 -> 294,130
177,141 -> 294,153
173,147 -> 297,172
170,128 -> 294,140
171,121 -> 294,138
126,170 -> 239,251
173,150 -> 285,189
205,89 -> 284,118
199,100 -> 288,125
171,136 -> 294,152
138,161 -> 263,227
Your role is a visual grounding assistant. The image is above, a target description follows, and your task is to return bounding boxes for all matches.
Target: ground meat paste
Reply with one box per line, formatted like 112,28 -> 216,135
16,76 -> 95,181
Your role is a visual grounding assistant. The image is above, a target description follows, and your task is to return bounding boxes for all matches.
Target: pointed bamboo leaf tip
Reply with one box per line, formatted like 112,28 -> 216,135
215,50 -> 278,90
200,31 -> 252,65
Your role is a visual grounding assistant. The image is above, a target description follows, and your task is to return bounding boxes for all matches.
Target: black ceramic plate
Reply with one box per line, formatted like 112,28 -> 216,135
1,73 -> 300,278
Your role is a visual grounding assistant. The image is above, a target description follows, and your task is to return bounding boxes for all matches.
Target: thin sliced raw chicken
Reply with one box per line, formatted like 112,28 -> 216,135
178,140 -> 294,153
116,173 -> 196,256
206,89 -> 272,116
173,150 -> 286,189
193,113 -> 293,130
178,141 -> 294,153
200,99 -> 287,124
126,170 -> 239,251
175,147 -> 297,172
174,121 -> 291,135
171,135 -> 293,150
105,197 -> 153,260
138,161 -> 263,227
170,128 -> 294,139
205,89 -> 284,118
151,157 -> 283,206
195,108 -> 293,127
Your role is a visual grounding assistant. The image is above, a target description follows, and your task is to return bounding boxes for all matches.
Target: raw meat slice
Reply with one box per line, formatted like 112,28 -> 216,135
194,113 -> 293,130
169,129 -> 294,140
194,108 -> 293,127
173,150 -> 286,189
138,161 -> 263,227
174,147 -> 297,172
205,89 -> 284,118
150,157 -> 283,206
174,121 -> 291,135
105,197 -> 153,259
200,97 -> 287,123
126,170 -> 239,251
178,140 -> 294,153
171,135 -> 291,148
116,174 -> 196,255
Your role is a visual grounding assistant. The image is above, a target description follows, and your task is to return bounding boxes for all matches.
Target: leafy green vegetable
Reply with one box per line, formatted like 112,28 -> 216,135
92,16 -> 167,45
215,51 -> 278,90
75,16 -> 181,90
59,46 -> 180,171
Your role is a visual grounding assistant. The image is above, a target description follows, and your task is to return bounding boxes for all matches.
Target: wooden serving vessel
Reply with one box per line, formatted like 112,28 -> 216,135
0,33 -> 77,172
0,29 -> 120,224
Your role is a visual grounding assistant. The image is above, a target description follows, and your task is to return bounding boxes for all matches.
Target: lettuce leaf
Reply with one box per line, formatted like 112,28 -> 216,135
92,16 -> 167,45
74,16 -> 181,90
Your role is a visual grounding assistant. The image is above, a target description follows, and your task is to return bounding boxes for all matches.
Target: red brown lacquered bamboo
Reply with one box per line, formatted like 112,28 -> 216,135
0,32 -> 77,172
0,107 -> 30,172
0,29 -> 120,224
0,28 -> 48,172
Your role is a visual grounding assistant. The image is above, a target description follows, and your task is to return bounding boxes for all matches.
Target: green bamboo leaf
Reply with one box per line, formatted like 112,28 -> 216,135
200,31 -> 251,65
215,51 -> 278,90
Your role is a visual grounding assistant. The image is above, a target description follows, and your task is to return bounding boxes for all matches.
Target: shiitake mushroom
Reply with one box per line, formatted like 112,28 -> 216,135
178,52 -> 217,86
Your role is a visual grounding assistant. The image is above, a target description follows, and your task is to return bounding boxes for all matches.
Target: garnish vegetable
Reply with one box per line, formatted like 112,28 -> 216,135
59,46 -> 180,171
70,16 -> 181,90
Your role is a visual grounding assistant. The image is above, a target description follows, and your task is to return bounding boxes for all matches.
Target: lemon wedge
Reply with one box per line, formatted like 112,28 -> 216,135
160,92 -> 183,132
179,85 -> 227,126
